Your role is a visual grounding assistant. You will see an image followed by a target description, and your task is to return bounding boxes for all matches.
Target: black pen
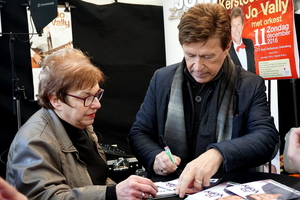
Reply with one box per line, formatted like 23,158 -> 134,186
150,184 -> 158,192
159,135 -> 181,177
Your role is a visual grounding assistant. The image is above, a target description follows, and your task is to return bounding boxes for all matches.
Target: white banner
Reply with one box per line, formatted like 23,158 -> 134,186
163,0 -> 216,65
27,6 -> 73,100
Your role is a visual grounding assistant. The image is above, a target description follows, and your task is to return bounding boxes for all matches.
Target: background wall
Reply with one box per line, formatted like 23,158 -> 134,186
0,0 -> 299,179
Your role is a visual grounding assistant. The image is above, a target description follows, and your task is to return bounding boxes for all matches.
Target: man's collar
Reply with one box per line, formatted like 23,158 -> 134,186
232,40 -> 243,47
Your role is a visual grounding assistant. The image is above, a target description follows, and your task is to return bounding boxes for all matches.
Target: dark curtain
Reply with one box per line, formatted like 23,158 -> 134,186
69,1 -> 166,152
0,0 -> 165,178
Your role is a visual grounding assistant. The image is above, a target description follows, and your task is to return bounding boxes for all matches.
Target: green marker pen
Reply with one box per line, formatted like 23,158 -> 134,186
159,135 -> 181,177
159,135 -> 175,163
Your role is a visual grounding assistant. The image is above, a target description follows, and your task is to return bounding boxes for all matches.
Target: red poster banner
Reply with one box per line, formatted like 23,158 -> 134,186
218,0 -> 299,80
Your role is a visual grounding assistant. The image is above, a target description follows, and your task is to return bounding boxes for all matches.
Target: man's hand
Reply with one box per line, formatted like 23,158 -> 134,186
153,151 -> 181,175
175,148 -> 223,198
32,52 -> 42,64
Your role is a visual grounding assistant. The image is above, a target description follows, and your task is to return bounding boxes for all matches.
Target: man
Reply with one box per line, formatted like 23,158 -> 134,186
284,127 -> 300,173
128,3 -> 279,198
229,6 -> 256,73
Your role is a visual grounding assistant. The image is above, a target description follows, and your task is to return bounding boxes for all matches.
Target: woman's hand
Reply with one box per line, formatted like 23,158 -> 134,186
116,175 -> 158,200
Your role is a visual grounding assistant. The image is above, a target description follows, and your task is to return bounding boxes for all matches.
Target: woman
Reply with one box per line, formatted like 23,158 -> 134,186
6,48 -> 157,200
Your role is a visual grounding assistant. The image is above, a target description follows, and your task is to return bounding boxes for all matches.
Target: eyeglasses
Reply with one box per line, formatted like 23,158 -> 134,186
66,89 -> 104,107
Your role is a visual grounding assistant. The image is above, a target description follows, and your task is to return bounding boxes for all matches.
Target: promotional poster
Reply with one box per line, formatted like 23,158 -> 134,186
219,0 -> 299,79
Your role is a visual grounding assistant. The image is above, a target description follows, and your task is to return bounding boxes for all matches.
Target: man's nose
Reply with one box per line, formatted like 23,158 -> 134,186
194,57 -> 204,71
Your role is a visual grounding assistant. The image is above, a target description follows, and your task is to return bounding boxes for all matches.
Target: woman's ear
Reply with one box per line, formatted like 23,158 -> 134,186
49,93 -> 62,110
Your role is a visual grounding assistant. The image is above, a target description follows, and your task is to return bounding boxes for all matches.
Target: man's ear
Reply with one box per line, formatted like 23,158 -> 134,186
226,42 -> 231,51
224,43 -> 231,54
49,93 -> 62,110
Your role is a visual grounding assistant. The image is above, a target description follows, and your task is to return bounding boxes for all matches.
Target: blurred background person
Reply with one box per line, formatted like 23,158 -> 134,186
284,127 -> 300,173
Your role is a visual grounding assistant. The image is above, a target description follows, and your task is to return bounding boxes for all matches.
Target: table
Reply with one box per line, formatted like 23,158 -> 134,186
218,171 -> 300,189
152,171 -> 300,199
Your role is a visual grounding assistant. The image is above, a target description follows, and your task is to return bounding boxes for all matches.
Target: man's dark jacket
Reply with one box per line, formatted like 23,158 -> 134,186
128,60 -> 279,175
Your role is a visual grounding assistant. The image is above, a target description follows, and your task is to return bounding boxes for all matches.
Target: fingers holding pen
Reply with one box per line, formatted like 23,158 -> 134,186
154,151 -> 171,175
154,151 -> 181,175
156,135 -> 182,175
172,155 -> 181,166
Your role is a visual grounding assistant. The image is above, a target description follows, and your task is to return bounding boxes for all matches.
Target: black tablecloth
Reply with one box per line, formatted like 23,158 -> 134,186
152,171 -> 300,200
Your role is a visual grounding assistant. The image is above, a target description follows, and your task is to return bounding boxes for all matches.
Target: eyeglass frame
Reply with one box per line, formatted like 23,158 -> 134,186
66,89 -> 104,107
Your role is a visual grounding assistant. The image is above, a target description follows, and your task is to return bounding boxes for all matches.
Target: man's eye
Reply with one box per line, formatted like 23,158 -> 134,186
203,56 -> 212,59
